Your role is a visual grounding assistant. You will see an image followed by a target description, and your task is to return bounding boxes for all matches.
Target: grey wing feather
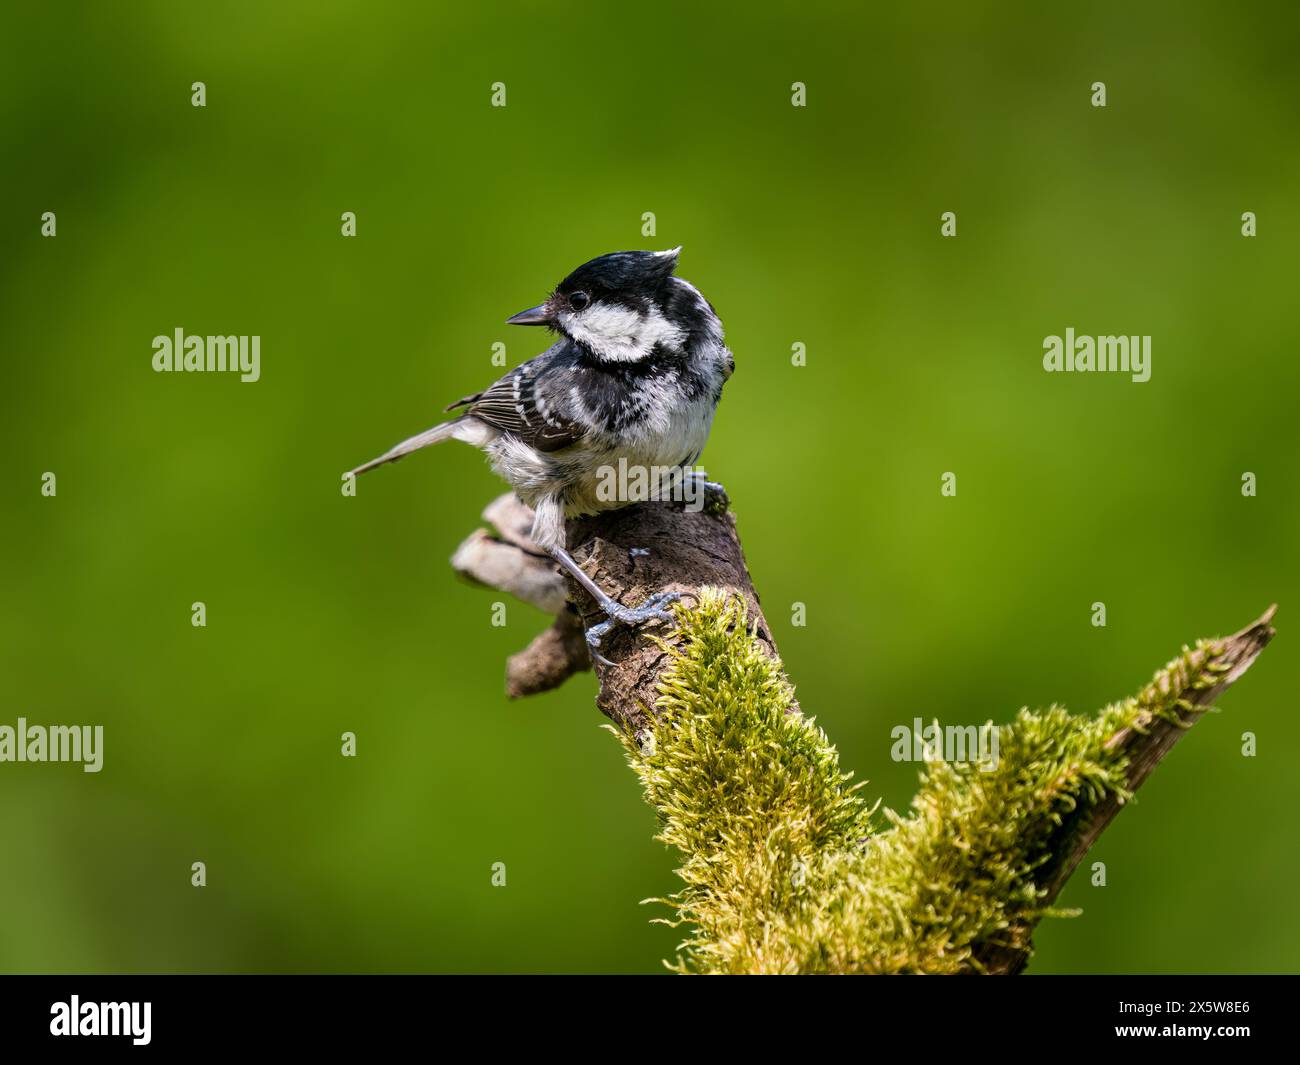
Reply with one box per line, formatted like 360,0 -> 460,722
447,363 -> 585,453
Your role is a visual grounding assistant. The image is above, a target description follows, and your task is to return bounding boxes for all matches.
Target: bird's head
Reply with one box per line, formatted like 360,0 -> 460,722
506,248 -> 717,363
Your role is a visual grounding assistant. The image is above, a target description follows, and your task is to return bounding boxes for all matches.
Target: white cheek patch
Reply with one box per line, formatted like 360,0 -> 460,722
562,302 -> 685,362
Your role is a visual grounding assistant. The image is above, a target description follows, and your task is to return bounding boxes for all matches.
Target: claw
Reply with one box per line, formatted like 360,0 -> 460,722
544,543 -> 686,667
584,624 -> 617,667
584,590 -> 684,664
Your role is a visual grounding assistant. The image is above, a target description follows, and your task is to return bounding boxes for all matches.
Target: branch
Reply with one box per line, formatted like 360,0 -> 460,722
451,490 -> 786,729
451,492 -> 1275,973
972,605 -> 1276,974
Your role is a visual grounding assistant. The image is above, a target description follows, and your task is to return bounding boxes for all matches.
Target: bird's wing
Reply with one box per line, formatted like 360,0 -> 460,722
446,361 -> 585,453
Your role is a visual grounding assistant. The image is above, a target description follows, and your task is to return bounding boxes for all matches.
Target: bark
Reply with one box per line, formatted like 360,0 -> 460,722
451,490 -> 781,733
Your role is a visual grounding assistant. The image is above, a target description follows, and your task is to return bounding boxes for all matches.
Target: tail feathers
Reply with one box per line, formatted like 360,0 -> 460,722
348,419 -> 459,477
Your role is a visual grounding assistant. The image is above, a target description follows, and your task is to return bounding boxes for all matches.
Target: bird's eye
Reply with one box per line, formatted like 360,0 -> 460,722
569,291 -> 590,311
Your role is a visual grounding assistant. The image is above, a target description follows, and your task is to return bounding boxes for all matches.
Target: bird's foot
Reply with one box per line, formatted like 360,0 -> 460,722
585,590 -> 683,666
700,479 -> 729,514
681,470 -> 729,515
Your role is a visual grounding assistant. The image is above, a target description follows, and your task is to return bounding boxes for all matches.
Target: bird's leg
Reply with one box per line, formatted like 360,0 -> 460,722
545,545 -> 682,664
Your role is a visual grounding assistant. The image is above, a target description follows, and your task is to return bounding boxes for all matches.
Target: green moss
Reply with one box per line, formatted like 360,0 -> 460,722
614,589 -> 1230,974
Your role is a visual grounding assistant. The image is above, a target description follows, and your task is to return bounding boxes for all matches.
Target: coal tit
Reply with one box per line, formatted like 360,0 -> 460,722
349,248 -> 734,652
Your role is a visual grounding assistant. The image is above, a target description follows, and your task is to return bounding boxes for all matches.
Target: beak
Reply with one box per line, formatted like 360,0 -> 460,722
505,302 -> 552,326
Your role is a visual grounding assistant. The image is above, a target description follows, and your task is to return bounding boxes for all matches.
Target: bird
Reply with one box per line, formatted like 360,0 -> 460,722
347,247 -> 734,656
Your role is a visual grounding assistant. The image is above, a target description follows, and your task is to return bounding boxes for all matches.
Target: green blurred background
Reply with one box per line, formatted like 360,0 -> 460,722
1,1 -> 1296,973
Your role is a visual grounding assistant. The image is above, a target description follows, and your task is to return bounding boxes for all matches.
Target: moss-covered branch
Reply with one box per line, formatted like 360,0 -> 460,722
453,493 -> 1274,973
616,592 -> 1273,973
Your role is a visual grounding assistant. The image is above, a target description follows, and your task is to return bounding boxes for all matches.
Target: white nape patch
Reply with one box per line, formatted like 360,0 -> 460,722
560,301 -> 685,362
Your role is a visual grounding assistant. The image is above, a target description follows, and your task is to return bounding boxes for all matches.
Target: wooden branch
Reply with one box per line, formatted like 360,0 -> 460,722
451,490 -> 784,731
453,493 -> 1274,973
973,605 -> 1277,974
